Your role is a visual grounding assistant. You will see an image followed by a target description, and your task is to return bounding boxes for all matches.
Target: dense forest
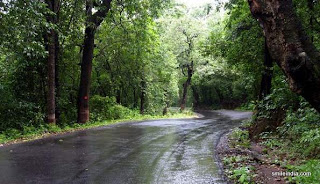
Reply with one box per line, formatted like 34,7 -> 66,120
0,0 -> 255,131
1,0 -> 320,183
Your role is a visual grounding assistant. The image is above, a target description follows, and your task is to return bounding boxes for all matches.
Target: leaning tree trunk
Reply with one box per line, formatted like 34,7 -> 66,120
248,0 -> 320,112
77,0 -> 112,123
259,37 -> 273,100
45,0 -> 59,124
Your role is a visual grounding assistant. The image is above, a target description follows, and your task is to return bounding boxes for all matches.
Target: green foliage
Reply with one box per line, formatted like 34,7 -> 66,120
3,128 -> 22,140
202,0 -> 264,108
0,99 -> 44,131
255,77 -> 300,120
90,95 -> 139,121
223,155 -> 248,165
260,134 -> 282,149
231,166 -> 254,184
275,106 -> 320,158
299,128 -> 320,156
0,0 -> 178,130
237,102 -> 256,111
223,154 -> 255,184
287,160 -> 320,184
229,128 -> 251,148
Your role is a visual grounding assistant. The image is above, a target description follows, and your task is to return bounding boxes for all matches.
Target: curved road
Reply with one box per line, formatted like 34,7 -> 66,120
0,110 -> 251,184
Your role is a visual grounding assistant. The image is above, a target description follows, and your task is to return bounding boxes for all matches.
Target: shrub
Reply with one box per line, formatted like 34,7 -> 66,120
276,105 -> 320,158
0,100 -> 44,131
90,95 -> 138,121
230,128 -> 250,148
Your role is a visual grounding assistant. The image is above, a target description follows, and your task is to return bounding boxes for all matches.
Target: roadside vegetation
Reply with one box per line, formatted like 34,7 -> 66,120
222,108 -> 320,184
0,107 -> 194,145
214,0 -> 320,183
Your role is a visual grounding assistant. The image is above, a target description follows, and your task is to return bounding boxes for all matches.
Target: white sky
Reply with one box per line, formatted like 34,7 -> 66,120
176,0 -> 218,7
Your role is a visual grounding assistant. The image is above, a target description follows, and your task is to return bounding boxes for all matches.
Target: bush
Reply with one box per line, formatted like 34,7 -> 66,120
0,100 -> 44,132
90,95 -> 138,121
275,105 -> 320,158
230,128 -> 250,148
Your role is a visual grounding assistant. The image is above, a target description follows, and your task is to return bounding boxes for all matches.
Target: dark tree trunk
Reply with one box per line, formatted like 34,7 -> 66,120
116,89 -> 121,104
77,26 -> 95,123
259,38 -> 273,100
251,38 -> 275,138
45,0 -> 59,124
248,0 -> 320,112
77,0 -> 112,123
180,62 -> 193,111
55,26 -> 61,123
133,88 -> 138,108
140,80 -> 146,114
191,85 -> 200,109
215,88 -> 224,106
163,103 -> 168,116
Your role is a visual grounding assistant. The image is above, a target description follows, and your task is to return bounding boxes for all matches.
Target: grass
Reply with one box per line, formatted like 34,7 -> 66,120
0,110 -> 195,145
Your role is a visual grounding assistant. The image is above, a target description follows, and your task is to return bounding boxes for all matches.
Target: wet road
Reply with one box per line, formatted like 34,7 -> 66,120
0,110 -> 251,184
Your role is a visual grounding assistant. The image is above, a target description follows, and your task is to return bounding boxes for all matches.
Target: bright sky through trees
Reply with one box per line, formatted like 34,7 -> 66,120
176,0 -> 224,7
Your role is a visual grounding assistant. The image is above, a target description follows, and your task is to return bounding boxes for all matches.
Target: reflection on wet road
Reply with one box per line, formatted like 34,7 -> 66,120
0,110 -> 251,184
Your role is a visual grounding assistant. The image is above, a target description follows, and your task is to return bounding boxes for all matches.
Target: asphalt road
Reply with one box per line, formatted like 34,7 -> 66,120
0,110 -> 252,184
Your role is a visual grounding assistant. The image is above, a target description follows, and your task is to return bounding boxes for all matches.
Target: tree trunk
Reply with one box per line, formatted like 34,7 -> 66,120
191,85 -> 200,109
45,0 -> 59,124
140,79 -> 146,114
180,63 -> 193,111
259,38 -> 273,100
55,24 -> 61,124
116,89 -> 121,104
77,26 -> 95,123
163,89 -> 169,115
248,0 -> 320,112
77,0 -> 112,123
47,33 -> 56,124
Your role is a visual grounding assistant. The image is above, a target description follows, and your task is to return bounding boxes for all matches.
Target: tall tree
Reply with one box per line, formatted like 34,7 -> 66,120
77,0 -> 112,124
45,0 -> 60,124
180,31 -> 197,111
248,0 -> 320,112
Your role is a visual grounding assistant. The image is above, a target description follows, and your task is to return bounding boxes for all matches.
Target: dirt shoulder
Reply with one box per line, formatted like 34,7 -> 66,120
217,130 -> 286,184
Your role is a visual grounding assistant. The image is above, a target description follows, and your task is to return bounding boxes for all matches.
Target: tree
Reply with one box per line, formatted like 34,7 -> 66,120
45,0 -> 60,124
77,0 -> 112,124
259,38 -> 273,100
248,0 -> 320,112
179,31 -> 197,111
